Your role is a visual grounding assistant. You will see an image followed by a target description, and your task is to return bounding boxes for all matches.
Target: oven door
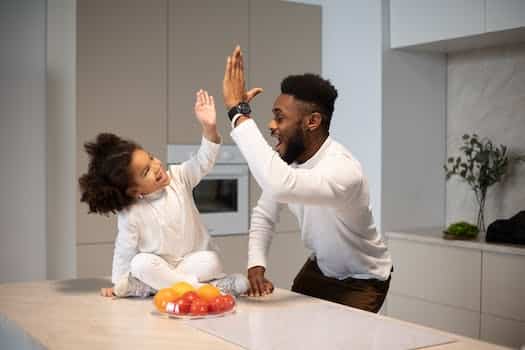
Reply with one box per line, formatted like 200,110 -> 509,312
193,164 -> 249,236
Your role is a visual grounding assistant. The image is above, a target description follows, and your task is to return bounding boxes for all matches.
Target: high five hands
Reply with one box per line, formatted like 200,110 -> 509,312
222,46 -> 263,110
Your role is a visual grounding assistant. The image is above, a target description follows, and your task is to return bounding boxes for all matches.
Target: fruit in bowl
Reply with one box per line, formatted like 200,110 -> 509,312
154,282 -> 236,318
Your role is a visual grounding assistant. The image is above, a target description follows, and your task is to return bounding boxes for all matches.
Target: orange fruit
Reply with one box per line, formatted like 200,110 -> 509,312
171,281 -> 196,298
153,288 -> 178,313
196,284 -> 221,302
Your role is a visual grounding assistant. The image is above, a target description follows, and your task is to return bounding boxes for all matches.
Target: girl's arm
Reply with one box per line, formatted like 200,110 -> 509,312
176,90 -> 221,189
101,212 -> 139,298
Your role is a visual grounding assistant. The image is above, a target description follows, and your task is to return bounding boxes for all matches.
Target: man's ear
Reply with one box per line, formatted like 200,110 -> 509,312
306,112 -> 322,131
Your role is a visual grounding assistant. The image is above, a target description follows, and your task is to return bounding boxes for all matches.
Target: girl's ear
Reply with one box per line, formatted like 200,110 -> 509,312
306,112 -> 322,131
126,186 -> 140,199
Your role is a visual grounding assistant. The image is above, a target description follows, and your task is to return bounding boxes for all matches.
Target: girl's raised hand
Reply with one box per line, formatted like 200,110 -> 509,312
194,89 -> 217,129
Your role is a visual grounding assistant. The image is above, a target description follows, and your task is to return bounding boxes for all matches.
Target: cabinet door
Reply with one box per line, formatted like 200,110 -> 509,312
388,293 -> 481,338
482,251 -> 525,322
249,0 -> 321,233
481,313 -> 525,349
77,0 -> 167,245
388,238 -> 481,311
486,0 -> 525,32
390,0 -> 484,48
168,0 -> 249,145
77,243 -> 114,277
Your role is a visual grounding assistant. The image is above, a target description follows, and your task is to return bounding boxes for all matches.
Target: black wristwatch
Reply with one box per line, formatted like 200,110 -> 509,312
227,102 -> 251,121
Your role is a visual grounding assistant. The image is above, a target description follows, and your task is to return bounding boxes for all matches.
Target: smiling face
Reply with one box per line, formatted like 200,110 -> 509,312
127,148 -> 170,197
269,94 -> 309,164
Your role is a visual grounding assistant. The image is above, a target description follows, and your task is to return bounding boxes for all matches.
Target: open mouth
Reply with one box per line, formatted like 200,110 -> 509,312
274,136 -> 283,152
156,169 -> 165,183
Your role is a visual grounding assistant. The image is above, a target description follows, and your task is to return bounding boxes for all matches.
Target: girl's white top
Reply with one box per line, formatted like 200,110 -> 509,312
111,137 -> 220,284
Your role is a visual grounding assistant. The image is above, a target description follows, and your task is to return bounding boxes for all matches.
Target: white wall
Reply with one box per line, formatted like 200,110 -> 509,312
0,0 -> 47,282
290,0 -> 447,233
47,0 -> 77,279
381,3 -> 447,231
446,44 -> 525,227
288,0 -> 384,231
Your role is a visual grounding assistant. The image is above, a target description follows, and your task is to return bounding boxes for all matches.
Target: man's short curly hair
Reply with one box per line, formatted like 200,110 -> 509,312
280,73 -> 338,131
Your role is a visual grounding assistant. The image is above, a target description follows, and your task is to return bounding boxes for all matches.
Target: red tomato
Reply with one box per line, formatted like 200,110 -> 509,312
190,298 -> 209,315
166,297 -> 192,315
208,296 -> 225,313
181,291 -> 200,304
221,294 -> 235,311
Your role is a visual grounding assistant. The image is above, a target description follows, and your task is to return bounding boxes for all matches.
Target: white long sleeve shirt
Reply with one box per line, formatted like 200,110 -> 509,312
231,119 -> 392,280
111,137 -> 220,284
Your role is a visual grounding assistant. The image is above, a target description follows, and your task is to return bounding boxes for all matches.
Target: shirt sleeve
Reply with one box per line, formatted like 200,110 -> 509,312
231,119 -> 362,207
175,136 -> 221,189
111,211 -> 139,284
247,191 -> 282,269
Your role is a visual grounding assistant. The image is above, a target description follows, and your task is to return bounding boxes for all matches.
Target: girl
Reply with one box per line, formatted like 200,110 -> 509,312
79,90 -> 248,298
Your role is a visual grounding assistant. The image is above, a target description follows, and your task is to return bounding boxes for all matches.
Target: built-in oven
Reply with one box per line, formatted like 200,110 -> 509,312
167,144 -> 249,236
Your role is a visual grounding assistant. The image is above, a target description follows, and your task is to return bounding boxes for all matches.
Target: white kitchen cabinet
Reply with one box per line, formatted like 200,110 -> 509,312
481,313 -> 525,349
388,294 -> 481,338
75,0 -> 320,278
486,0 -> 525,32
386,229 -> 525,348
167,0 -> 249,145
77,243 -> 114,278
390,0 -> 525,52
388,237 -> 481,311
390,0 -> 485,48
482,251 -> 525,322
76,0 -> 167,246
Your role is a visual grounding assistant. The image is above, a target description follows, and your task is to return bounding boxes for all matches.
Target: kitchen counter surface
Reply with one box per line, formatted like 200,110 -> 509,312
0,278 -> 510,350
386,228 -> 525,256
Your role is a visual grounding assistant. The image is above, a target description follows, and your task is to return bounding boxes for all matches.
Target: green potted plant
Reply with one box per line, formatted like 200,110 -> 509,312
443,221 -> 479,240
444,134 -> 524,234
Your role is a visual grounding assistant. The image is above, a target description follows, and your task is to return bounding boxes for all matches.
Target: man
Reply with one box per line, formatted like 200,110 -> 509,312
222,46 -> 392,312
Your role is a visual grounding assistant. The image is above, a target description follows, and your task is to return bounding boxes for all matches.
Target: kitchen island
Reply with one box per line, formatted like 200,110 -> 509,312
0,278 -> 509,349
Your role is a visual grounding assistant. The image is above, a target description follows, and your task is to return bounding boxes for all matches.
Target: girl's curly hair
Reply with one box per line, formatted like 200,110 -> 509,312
78,133 -> 141,215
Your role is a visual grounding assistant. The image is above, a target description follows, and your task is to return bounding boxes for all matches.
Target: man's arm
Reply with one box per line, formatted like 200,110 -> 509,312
247,192 -> 282,296
222,46 -> 361,206
232,119 -> 362,206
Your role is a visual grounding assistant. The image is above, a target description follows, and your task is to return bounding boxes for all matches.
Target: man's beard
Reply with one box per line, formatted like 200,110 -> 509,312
281,129 -> 306,164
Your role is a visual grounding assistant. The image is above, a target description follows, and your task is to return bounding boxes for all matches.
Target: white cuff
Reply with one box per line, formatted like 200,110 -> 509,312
231,113 -> 244,128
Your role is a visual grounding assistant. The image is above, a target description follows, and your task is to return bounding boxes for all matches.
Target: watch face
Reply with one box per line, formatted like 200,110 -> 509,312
238,103 -> 251,114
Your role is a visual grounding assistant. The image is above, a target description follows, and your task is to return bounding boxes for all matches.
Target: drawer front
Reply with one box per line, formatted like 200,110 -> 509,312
389,239 -> 481,311
482,251 -> 525,322
388,293 -> 480,338
481,313 -> 525,349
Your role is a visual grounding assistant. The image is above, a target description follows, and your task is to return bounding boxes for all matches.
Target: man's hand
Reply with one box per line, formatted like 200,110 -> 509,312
223,46 -> 263,109
247,266 -> 274,297
194,89 -> 220,143
100,287 -> 114,297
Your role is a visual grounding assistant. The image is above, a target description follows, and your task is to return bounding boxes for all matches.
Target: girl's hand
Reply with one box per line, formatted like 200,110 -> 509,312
194,89 -> 220,143
194,89 -> 217,129
100,287 -> 115,297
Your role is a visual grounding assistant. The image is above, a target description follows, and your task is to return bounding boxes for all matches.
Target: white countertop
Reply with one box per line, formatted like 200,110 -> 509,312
386,227 -> 525,256
0,278 -> 510,350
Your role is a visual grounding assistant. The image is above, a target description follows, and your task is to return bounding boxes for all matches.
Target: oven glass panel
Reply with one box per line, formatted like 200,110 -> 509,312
193,179 -> 238,213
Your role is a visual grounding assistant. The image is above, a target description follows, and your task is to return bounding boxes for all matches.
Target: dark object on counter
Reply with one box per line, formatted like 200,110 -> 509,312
486,211 -> 525,245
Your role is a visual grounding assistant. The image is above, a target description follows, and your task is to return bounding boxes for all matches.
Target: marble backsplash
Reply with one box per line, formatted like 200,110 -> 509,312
447,43 -> 525,229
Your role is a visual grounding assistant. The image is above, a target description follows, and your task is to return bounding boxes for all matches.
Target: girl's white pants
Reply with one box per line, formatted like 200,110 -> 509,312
129,250 -> 225,290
